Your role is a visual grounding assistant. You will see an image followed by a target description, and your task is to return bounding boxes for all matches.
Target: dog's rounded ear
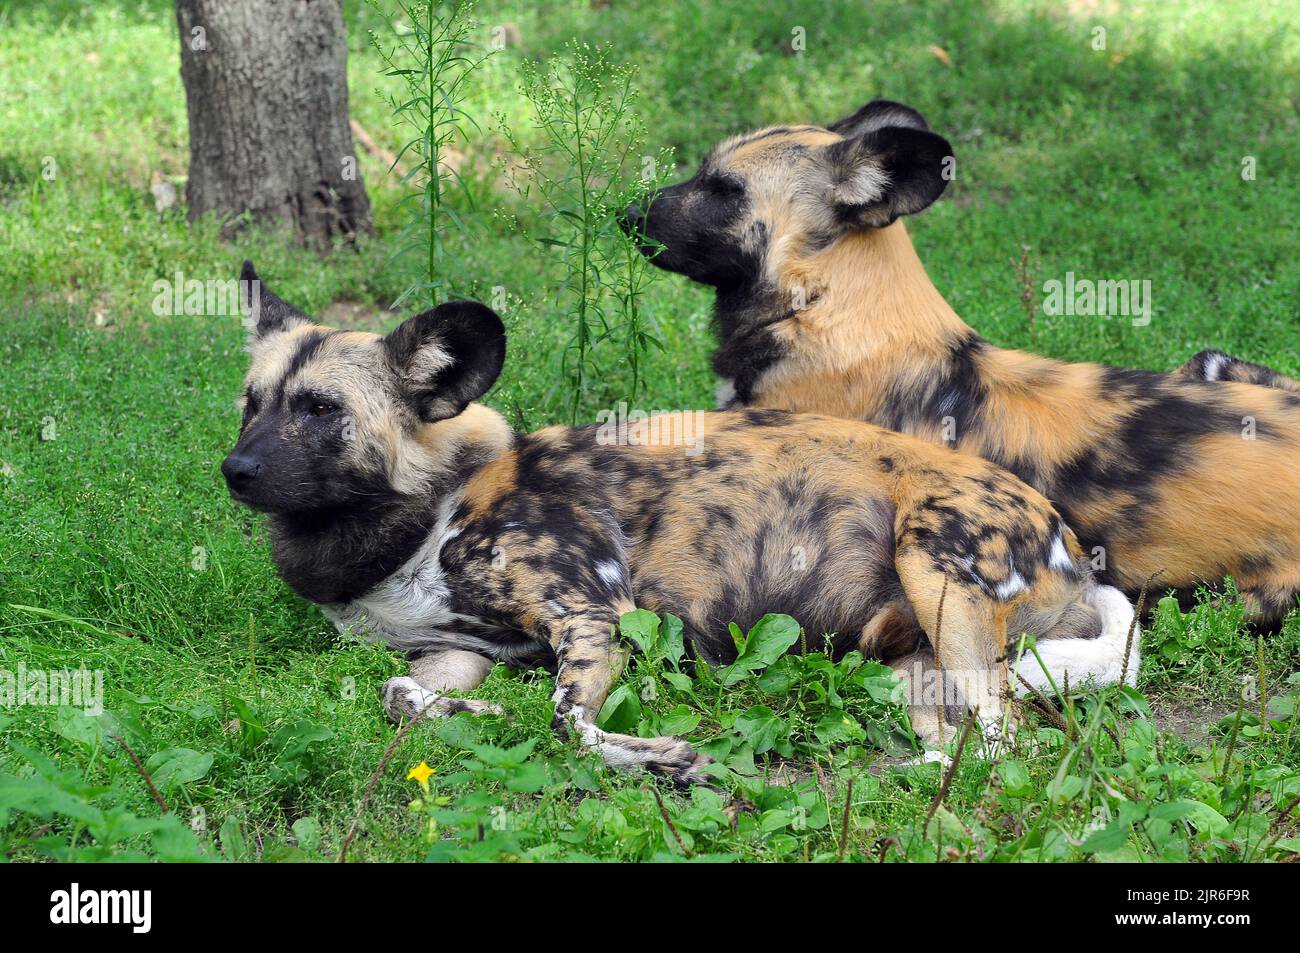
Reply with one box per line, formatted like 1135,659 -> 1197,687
823,125 -> 953,228
383,300 -> 506,423
827,99 -> 931,139
241,260 -> 309,338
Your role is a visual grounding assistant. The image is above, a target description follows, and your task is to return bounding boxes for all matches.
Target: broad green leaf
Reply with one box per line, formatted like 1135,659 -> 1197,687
149,814 -> 208,862
813,711 -> 865,745
658,705 -> 701,736
0,773 -> 105,826
735,706 -> 787,755
761,809 -> 793,832
997,760 -> 1032,797
595,684 -> 641,734
756,656 -> 799,693
619,609 -> 660,657
663,671 -> 694,692
468,738 -> 537,768
727,621 -> 746,654
719,615 -> 801,685
53,707 -> 116,748
292,816 -> 321,852
661,613 -> 686,668
145,748 -> 214,791
504,760 -> 549,793
1268,694 -> 1296,719
1149,800 -> 1229,838
227,695 -> 266,748
270,721 -> 334,768
744,615 -> 802,667
219,815 -> 247,861
1081,818 -> 1130,853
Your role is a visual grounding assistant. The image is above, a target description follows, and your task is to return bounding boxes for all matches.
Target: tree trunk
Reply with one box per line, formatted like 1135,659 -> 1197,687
175,0 -> 371,248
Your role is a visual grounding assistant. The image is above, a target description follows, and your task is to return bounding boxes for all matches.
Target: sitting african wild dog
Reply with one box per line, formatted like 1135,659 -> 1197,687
625,100 -> 1300,628
222,264 -> 1138,782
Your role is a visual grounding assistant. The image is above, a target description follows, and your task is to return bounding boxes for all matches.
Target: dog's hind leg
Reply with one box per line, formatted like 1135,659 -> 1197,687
382,649 -> 503,722
1239,577 -> 1300,632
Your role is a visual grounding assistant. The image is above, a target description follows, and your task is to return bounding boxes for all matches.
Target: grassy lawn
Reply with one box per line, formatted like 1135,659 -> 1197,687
0,0 -> 1297,861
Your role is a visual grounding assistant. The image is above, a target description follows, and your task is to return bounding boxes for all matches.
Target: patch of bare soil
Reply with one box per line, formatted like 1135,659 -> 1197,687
1148,695 -> 1234,747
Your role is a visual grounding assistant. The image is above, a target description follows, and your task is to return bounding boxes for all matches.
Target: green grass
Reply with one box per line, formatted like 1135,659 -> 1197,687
0,0 -> 1298,861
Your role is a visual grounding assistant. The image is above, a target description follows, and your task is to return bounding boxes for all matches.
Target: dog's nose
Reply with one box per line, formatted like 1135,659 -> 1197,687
221,452 -> 261,486
619,202 -> 643,233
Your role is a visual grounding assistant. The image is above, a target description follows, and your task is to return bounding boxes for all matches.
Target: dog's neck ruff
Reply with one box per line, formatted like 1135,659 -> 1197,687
712,222 -> 974,407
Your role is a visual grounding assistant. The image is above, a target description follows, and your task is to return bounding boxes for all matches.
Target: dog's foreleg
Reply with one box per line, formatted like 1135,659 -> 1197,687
382,649 -> 503,722
550,615 -> 711,785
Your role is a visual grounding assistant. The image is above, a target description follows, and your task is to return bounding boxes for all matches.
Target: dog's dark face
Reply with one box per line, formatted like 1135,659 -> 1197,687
623,100 -> 953,289
222,262 -> 506,515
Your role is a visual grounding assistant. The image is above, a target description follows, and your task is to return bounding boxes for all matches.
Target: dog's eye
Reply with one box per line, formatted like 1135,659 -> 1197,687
309,402 -> 338,417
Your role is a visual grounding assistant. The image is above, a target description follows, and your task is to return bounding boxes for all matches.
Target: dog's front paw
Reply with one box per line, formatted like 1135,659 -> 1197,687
586,727 -> 713,786
647,736 -> 714,786
381,676 -> 504,724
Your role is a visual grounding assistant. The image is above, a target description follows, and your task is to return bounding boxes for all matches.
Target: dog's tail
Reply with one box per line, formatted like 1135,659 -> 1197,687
1177,349 -> 1300,394
1015,585 -> 1139,696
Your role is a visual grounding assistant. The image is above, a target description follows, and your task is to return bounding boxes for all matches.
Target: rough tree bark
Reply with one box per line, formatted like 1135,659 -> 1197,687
175,0 -> 371,248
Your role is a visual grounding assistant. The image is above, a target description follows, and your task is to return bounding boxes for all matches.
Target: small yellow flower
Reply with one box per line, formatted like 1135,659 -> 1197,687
407,761 -> 434,790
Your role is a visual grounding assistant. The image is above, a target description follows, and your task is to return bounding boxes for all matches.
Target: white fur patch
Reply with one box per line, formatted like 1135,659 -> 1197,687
562,704 -> 640,768
388,675 -> 440,714
559,700 -> 696,775
994,567 -> 1029,600
903,749 -> 952,768
1049,533 -> 1074,571
1016,584 -> 1140,695
1203,352 -> 1228,381
594,559 -> 626,590
835,161 -> 891,206
323,492 -> 484,653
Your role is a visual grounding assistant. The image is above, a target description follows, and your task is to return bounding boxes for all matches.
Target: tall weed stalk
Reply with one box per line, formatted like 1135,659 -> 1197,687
367,0 -> 491,309
499,44 -> 669,424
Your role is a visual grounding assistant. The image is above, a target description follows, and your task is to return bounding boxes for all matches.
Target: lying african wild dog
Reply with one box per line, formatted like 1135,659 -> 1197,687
625,100 -> 1300,628
222,264 -> 1138,782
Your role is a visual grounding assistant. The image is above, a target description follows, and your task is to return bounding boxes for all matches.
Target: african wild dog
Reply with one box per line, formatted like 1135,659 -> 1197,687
222,263 -> 1138,782
625,100 -> 1300,627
